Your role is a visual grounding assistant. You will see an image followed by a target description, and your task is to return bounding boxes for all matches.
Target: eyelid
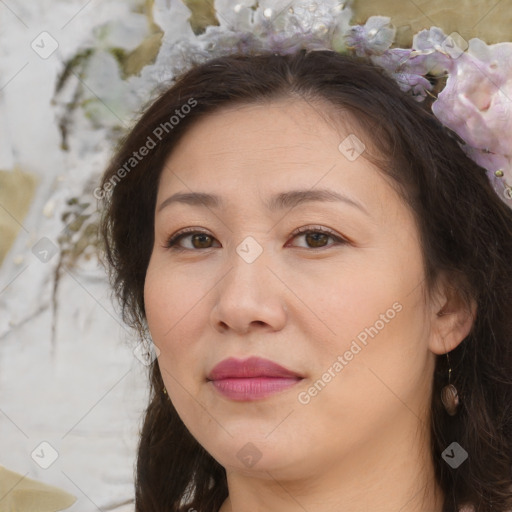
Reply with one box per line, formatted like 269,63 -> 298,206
163,225 -> 350,251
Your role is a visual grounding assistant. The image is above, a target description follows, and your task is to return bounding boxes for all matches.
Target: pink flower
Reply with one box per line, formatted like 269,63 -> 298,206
371,48 -> 437,100
431,38 -> 512,173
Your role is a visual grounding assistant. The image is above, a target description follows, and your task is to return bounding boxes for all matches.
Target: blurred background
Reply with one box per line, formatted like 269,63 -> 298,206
1,0 -> 510,510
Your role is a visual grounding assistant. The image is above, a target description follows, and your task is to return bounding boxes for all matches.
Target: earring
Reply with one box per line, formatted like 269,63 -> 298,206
441,352 -> 460,416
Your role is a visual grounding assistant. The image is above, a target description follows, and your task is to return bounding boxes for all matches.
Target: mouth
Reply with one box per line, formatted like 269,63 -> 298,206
206,356 -> 304,401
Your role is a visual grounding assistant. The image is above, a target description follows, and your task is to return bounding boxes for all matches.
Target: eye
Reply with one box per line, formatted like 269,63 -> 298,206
164,225 -> 348,251
164,227 -> 219,251
288,225 -> 348,249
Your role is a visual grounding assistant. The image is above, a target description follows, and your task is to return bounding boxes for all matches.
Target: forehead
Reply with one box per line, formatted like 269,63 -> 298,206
173,98 -> 359,158
156,98 -> 401,220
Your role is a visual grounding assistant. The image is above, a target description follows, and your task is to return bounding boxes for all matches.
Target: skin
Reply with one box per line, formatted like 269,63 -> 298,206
143,98 -> 476,512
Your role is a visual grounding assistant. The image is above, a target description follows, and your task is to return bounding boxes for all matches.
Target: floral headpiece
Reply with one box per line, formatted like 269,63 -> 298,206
136,0 -> 512,208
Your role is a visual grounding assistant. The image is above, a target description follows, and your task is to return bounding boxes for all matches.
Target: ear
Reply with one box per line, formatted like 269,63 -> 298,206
428,272 -> 477,355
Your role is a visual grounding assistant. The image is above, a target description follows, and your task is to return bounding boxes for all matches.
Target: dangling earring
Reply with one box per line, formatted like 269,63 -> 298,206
441,352 -> 460,416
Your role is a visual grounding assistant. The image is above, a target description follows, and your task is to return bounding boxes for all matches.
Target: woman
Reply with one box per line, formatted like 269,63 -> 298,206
99,50 -> 512,512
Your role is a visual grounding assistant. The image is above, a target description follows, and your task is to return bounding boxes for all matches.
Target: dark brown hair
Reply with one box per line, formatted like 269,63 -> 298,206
99,50 -> 512,512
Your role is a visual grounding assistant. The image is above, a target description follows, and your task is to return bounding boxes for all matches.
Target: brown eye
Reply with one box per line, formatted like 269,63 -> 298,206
189,233 -> 214,249
303,232 -> 330,248
289,226 -> 348,249
164,226 -> 348,252
165,230 -> 219,250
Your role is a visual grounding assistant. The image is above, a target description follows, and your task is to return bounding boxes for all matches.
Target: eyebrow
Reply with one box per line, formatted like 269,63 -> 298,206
157,188 -> 369,216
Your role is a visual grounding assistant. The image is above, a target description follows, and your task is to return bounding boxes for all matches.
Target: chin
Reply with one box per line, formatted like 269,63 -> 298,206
206,437 -> 312,479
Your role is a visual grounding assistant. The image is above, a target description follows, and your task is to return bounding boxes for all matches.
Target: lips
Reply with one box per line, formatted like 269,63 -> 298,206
206,356 -> 303,401
207,356 -> 303,381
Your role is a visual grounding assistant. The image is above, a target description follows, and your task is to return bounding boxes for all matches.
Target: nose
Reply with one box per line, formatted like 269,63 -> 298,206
209,246 -> 288,335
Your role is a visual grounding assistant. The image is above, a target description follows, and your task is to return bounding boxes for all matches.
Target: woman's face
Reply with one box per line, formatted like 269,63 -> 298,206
144,98 -> 442,480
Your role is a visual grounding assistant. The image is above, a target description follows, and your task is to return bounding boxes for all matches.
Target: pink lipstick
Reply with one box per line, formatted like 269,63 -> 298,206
207,356 -> 303,401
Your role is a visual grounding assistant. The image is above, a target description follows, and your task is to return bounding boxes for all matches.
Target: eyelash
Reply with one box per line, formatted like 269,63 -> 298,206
163,225 -> 348,252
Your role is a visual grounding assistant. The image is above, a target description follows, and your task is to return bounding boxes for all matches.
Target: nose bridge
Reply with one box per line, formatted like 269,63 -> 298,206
235,233 -> 267,266
225,233 -> 271,296
211,233 -> 287,332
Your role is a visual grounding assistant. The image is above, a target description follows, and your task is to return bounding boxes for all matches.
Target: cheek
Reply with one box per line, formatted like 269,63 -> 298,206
301,291 -> 430,441
318,265 -> 400,343
144,260 -> 214,438
332,285 -> 430,405
143,258 -> 187,361
144,256 -> 196,340
143,256 -> 210,373
315,250 -> 429,380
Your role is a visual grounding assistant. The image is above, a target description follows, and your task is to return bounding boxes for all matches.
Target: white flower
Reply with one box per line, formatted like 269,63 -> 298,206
214,0 -> 257,32
347,16 -> 396,56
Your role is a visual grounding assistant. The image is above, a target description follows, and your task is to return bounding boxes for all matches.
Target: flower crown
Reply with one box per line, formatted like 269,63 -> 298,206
139,0 -> 512,208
